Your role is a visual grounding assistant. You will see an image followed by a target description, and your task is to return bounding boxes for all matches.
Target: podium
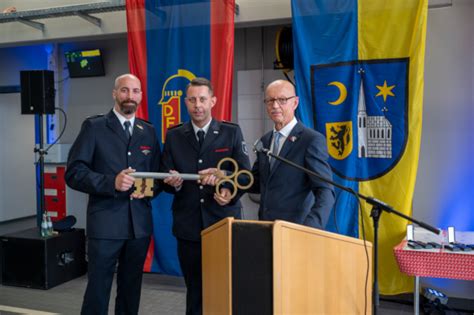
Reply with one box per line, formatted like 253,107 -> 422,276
202,218 -> 372,314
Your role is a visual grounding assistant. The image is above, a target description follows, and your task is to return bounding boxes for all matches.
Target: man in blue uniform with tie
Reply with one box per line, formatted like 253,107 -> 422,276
65,74 -> 161,314
160,77 -> 250,315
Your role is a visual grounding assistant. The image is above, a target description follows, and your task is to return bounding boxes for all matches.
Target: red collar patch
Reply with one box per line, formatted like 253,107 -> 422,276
215,148 -> 229,153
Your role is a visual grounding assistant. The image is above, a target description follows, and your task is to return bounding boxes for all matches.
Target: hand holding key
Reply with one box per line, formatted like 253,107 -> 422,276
132,157 -> 253,198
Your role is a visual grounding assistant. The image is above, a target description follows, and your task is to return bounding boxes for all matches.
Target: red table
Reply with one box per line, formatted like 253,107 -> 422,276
394,240 -> 474,314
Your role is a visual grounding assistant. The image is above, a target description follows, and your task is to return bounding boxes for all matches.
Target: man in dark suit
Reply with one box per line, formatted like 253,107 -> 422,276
160,77 -> 250,315
250,79 -> 335,229
65,74 -> 161,315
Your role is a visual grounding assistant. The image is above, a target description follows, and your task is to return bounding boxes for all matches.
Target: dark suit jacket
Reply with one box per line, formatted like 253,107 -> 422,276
160,119 -> 251,241
65,110 -> 161,239
250,122 -> 335,229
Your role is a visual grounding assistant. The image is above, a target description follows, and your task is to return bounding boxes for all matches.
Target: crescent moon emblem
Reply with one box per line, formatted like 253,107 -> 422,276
328,81 -> 347,105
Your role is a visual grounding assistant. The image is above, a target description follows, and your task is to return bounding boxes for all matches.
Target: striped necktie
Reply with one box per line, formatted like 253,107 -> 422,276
124,121 -> 132,140
270,131 -> 282,168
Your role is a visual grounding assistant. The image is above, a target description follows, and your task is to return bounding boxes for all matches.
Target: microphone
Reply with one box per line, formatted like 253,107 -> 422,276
253,139 -> 270,155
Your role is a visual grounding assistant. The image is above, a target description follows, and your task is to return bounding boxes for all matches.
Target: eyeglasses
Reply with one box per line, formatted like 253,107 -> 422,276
185,96 -> 209,104
264,96 -> 296,106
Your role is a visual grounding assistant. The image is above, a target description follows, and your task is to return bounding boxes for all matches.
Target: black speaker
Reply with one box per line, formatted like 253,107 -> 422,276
20,70 -> 55,115
0,227 -> 87,289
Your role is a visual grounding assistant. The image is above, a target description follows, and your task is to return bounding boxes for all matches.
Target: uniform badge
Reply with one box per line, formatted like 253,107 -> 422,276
140,145 -> 151,156
241,141 -> 248,155
136,124 -> 144,130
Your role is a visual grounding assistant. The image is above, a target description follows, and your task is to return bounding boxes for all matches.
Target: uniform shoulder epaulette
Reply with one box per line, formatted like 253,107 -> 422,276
86,114 -> 105,120
221,120 -> 239,126
136,117 -> 152,125
168,122 -> 184,130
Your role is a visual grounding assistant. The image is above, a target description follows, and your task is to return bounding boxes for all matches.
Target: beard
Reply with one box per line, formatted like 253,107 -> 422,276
119,100 -> 138,115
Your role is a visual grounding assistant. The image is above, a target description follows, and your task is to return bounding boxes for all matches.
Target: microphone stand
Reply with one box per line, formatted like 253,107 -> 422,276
34,113 -> 47,228
255,146 -> 439,315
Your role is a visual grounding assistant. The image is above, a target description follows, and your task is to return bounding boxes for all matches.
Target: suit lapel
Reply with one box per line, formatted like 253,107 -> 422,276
129,120 -> 145,147
182,122 -> 200,152
200,120 -> 220,153
261,131 -> 273,180
105,110 -> 129,145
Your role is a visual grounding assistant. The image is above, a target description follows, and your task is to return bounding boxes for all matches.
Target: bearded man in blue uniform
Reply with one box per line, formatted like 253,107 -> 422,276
65,74 -> 161,315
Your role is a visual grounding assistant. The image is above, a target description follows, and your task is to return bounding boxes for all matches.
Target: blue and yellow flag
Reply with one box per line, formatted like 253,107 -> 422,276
292,0 -> 428,294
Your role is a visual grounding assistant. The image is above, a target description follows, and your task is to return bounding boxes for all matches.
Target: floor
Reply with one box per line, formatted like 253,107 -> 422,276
0,219 -> 472,314
1,265 -> 473,314
0,272 -> 452,315
0,273 -> 186,315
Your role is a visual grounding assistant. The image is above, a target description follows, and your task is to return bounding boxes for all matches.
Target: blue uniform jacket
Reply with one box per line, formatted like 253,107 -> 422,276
160,119 -> 251,241
65,110 -> 161,239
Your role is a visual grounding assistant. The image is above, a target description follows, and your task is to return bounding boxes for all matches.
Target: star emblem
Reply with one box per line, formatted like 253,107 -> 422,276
376,80 -> 396,102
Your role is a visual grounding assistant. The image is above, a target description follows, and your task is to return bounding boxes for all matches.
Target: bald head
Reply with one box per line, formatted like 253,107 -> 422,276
114,74 -> 141,89
264,80 -> 299,130
265,80 -> 296,95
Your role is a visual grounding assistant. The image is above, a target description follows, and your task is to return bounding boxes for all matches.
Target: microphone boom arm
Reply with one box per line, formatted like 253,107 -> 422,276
256,145 -> 439,234
253,140 -> 439,315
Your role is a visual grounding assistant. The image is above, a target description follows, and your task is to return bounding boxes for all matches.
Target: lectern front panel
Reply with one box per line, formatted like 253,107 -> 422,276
202,218 -> 372,314
232,222 -> 273,315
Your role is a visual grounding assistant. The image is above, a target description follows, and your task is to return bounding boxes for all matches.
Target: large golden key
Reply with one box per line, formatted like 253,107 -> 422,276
131,157 -> 254,198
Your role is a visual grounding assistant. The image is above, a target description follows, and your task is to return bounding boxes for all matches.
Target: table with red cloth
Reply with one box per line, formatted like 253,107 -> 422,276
394,240 -> 474,314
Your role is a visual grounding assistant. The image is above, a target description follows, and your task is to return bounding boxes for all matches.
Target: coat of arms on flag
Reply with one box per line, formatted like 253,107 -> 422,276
158,69 -> 196,143
312,58 -> 408,181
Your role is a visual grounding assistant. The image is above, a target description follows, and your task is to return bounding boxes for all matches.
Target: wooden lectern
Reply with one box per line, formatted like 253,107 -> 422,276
202,218 -> 372,314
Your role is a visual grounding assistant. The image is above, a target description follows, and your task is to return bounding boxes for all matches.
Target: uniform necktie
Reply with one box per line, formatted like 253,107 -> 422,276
124,121 -> 132,140
197,129 -> 205,148
270,131 -> 282,168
